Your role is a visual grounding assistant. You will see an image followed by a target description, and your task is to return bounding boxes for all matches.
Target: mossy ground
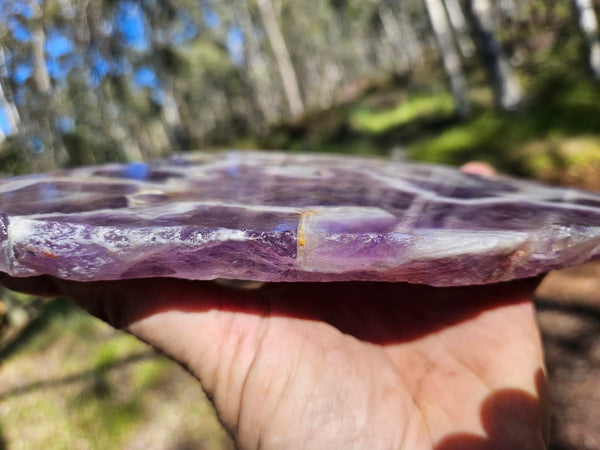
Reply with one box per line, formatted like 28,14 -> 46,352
241,25 -> 600,190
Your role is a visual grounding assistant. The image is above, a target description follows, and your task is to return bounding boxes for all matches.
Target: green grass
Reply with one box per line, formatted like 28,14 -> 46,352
406,65 -> 600,184
252,24 -> 600,191
350,91 -> 455,134
0,299 -> 234,449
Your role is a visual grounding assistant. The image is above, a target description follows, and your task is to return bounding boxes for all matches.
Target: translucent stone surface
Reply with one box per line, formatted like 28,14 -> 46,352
0,151 -> 599,286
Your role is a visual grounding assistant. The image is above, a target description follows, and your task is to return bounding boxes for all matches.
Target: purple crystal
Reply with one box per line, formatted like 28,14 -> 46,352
0,151 -> 599,286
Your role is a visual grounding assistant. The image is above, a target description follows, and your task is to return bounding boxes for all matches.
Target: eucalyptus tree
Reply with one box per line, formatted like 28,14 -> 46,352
256,0 -> 304,119
573,0 -> 600,79
376,0 -> 418,76
0,1 -> 63,171
1,0 -> 582,174
444,0 -> 475,58
466,0 -> 523,111
0,45 -> 21,143
277,0 -> 341,109
424,0 -> 470,117
227,0 -> 282,126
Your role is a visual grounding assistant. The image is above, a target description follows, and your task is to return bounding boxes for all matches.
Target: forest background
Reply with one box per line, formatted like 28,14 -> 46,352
0,0 -> 598,187
0,0 -> 600,448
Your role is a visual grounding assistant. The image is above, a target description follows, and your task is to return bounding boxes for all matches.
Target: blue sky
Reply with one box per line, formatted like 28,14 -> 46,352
116,2 -> 149,52
0,107 -> 11,135
134,66 -> 159,88
204,9 -> 220,28
227,27 -> 245,66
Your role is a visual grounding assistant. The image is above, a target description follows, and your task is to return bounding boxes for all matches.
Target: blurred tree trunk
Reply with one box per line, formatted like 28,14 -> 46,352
444,0 -> 475,58
378,2 -> 411,74
103,77 -> 144,161
234,0 -> 279,125
30,14 -> 51,96
573,0 -> 600,79
316,7 -> 345,109
424,0 -> 470,118
466,0 -> 523,111
157,75 -> 184,150
0,47 -> 21,141
397,6 -> 426,70
256,0 -> 305,119
29,0 -> 67,168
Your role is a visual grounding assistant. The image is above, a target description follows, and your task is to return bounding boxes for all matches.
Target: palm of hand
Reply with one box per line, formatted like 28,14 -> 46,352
41,278 -> 548,450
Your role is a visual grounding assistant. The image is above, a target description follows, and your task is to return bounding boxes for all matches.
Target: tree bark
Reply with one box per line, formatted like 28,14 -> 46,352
444,0 -> 475,58
0,47 -> 21,141
573,0 -> 600,80
378,2 -> 410,74
466,0 -> 523,111
29,2 -> 51,96
397,6 -> 425,69
234,0 -> 279,125
256,0 -> 304,119
424,0 -> 471,118
28,0 -> 68,169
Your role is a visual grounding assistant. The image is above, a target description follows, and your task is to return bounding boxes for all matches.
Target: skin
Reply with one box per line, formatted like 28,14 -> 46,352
0,161 -> 550,449
0,276 -> 549,449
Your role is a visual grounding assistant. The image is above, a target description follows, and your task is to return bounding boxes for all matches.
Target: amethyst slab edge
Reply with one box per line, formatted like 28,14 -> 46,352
0,150 -> 599,286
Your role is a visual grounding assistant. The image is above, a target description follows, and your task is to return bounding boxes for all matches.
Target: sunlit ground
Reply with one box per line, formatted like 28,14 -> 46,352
0,298 -> 234,450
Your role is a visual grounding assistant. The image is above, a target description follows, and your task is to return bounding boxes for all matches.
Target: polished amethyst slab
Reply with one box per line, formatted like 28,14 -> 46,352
0,151 -> 599,286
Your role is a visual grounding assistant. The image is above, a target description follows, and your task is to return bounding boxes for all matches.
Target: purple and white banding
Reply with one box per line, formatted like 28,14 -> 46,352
0,151 -> 599,286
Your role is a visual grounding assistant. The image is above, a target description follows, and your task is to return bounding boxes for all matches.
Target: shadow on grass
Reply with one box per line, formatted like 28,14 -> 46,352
0,349 -> 156,400
534,295 -> 600,363
0,295 -> 162,401
0,297 -> 75,361
534,292 -> 600,449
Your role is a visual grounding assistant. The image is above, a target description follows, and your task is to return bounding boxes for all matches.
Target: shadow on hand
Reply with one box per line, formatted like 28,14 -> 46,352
0,274 -> 548,448
435,369 -> 548,450
39,276 -> 540,345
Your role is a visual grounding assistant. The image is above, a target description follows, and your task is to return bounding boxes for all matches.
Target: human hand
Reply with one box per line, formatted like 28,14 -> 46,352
0,160 -> 549,449
1,275 -> 549,449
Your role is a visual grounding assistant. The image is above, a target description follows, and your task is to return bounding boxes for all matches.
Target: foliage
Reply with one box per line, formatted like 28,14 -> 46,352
350,90 -> 454,134
4,0 -> 595,174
